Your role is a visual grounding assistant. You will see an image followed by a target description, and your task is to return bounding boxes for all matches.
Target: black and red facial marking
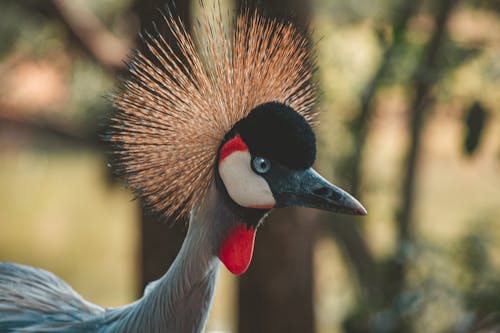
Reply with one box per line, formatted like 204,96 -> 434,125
217,102 -> 317,275
218,134 -> 248,163
217,102 -> 366,275
218,132 -> 276,210
217,133 -> 272,275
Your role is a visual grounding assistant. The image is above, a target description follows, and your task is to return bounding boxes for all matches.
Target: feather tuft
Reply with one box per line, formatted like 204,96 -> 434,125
109,7 -> 317,219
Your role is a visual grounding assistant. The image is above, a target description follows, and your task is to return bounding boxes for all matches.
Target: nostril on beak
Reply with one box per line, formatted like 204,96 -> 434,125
312,186 -> 344,202
312,187 -> 329,196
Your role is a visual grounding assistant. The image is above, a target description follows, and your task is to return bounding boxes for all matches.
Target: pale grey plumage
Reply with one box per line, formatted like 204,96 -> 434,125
0,263 -> 104,332
0,183 -> 251,333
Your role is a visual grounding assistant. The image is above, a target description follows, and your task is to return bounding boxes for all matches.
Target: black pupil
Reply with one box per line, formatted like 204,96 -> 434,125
260,161 -> 267,169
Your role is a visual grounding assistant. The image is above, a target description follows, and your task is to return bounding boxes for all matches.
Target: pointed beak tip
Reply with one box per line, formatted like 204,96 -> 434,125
355,205 -> 368,216
343,201 -> 367,216
344,197 -> 367,216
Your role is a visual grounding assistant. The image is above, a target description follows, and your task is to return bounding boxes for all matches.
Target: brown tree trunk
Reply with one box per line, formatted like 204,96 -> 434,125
242,0 -> 311,27
398,0 -> 456,247
132,0 -> 191,292
393,0 -> 457,295
341,1 -> 458,332
236,1 -> 316,333
331,0 -> 420,314
239,209 -> 317,333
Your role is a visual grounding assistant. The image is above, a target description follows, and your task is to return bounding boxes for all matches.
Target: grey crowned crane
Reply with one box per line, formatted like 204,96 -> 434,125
0,7 -> 366,333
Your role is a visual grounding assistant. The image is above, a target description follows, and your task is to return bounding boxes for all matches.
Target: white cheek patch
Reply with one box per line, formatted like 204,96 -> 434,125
219,151 -> 276,208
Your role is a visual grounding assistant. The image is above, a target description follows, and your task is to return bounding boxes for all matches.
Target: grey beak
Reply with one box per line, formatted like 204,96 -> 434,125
270,168 -> 367,215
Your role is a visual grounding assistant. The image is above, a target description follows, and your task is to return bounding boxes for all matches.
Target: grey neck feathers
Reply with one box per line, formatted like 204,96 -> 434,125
102,183 -> 238,333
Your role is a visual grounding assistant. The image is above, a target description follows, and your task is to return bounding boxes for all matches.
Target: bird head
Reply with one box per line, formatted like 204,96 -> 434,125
109,8 -> 366,275
215,102 -> 365,274
218,102 -> 365,215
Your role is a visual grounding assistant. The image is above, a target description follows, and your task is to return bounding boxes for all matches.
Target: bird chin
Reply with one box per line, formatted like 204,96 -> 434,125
218,223 -> 257,275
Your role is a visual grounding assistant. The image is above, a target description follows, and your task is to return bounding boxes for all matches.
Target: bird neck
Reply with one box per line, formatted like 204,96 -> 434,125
108,182 -> 244,333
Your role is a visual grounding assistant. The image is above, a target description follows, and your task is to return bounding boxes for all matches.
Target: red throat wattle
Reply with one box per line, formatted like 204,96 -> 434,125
219,224 -> 256,275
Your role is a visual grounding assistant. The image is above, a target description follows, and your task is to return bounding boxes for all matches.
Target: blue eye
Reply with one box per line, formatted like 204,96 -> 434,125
252,156 -> 271,174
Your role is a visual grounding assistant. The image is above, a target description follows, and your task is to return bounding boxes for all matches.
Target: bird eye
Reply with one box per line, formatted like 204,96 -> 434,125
252,156 -> 271,174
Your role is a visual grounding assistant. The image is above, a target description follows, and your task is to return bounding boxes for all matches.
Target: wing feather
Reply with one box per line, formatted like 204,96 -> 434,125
0,263 -> 104,331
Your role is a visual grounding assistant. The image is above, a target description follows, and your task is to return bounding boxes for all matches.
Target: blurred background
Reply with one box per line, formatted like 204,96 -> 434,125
0,0 -> 499,332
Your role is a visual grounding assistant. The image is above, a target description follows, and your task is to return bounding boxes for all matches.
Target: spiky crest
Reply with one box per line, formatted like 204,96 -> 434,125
109,6 -> 317,219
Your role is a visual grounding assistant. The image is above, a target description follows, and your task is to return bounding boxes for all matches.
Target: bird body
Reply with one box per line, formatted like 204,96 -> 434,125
0,182 -> 242,332
0,6 -> 366,333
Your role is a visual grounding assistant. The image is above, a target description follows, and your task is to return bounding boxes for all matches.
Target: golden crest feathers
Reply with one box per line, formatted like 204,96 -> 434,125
109,7 -> 317,218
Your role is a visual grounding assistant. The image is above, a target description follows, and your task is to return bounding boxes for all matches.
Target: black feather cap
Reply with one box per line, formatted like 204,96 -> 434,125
230,102 -> 316,170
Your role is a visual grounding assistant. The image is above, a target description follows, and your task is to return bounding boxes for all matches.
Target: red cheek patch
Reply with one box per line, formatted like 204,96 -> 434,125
219,135 -> 248,162
219,224 -> 256,275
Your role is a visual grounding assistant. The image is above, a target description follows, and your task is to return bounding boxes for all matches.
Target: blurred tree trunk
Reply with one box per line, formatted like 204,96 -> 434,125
236,1 -> 316,333
242,0 -> 311,27
398,0 -> 456,250
375,3 -> 458,332
349,0 -> 419,200
239,209 -> 317,333
394,0 -> 457,289
341,0 -> 458,332
132,0 -> 192,292
334,0 -> 420,317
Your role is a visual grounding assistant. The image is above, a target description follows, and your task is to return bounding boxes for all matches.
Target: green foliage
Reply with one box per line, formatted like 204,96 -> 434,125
465,0 -> 500,13
68,58 -> 114,121
0,2 -> 52,59
440,36 -> 482,75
